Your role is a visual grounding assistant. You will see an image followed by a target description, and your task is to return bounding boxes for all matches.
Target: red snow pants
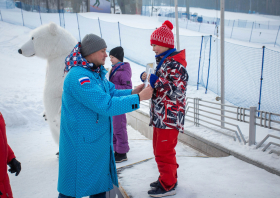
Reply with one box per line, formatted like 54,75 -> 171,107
153,127 -> 179,191
0,112 -> 15,198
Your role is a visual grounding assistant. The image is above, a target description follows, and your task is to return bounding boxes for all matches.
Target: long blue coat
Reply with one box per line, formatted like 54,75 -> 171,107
57,66 -> 139,197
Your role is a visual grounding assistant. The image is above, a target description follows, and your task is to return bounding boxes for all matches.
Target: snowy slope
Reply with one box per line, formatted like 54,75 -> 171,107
0,11 -> 280,197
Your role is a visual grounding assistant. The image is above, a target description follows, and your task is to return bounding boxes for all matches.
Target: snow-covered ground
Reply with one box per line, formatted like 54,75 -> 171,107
0,8 -> 280,198
119,155 -> 280,198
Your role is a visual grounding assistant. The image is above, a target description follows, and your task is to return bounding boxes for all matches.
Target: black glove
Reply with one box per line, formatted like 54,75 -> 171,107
8,158 -> 21,176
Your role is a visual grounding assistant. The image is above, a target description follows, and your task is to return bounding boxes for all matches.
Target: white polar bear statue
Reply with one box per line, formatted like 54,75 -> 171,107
18,22 -> 77,146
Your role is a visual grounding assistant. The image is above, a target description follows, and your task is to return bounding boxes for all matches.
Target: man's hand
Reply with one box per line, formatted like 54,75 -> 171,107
8,158 -> 21,176
139,85 -> 153,101
141,72 -> 147,81
132,84 -> 145,95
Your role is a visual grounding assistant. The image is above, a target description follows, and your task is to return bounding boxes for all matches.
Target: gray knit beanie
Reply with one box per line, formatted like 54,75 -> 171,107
80,34 -> 107,57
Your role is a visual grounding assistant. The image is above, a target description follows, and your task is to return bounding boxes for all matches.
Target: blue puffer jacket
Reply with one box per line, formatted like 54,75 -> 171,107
58,46 -> 139,197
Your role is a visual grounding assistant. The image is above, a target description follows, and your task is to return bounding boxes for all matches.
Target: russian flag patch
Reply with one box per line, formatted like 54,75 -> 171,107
79,77 -> 90,85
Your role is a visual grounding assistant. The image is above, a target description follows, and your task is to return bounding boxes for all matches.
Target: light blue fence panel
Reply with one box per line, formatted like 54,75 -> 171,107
119,23 -> 154,66
78,15 -> 101,40
21,7 -> 41,29
1,7 -> 23,26
64,13 -> 80,41
260,49 -> 280,116
99,20 -> 119,51
40,12 -> 60,26
251,28 -> 279,45
208,41 -> 262,108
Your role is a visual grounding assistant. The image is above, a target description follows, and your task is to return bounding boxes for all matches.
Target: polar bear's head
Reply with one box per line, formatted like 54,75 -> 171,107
18,22 -> 77,59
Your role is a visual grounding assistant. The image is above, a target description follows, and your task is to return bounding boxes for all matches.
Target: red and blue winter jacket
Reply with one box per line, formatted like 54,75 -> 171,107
148,49 -> 188,132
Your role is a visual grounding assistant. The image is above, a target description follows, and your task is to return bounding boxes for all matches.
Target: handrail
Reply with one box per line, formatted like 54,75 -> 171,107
185,97 -> 280,148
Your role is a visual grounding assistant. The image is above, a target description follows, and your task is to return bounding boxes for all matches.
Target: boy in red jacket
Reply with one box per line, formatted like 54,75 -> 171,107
0,112 -> 21,198
141,20 -> 188,197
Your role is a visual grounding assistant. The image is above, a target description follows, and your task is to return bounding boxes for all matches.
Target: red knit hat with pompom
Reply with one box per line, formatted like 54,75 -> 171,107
150,20 -> 174,48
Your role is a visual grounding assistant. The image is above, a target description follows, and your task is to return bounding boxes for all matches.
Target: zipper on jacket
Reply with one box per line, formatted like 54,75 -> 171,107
96,114 -> 99,123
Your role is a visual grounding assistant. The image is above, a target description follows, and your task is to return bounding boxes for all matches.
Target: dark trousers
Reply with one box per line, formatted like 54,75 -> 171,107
58,192 -> 106,198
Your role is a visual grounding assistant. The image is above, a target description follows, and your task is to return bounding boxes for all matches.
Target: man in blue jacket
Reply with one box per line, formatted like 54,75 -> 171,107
58,34 -> 153,198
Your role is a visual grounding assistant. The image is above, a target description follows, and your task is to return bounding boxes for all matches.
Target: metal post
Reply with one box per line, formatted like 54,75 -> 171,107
249,107 -> 257,146
230,20 -> 235,38
0,10 -> 3,21
175,0 -> 180,50
98,17 -> 102,38
38,5 -> 42,25
118,22 -> 122,46
220,0 -> 225,128
62,7 -> 65,28
249,22 -> 254,42
258,46 -> 265,116
205,35 -> 212,94
59,9 -> 62,27
20,2 -> 25,26
185,0 -> 190,20
193,98 -> 196,125
76,13 -> 81,42
274,25 -> 280,47
197,36 -> 204,90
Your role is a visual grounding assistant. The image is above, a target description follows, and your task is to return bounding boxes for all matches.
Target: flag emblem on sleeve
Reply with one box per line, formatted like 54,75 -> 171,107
79,77 -> 90,85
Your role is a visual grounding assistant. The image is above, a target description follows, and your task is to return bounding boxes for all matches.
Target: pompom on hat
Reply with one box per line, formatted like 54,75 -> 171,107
150,20 -> 174,49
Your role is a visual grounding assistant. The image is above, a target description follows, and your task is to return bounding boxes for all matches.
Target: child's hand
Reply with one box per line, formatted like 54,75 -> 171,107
141,72 -> 147,81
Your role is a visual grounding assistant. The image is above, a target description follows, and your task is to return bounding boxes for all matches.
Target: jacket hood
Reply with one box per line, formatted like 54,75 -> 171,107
168,49 -> 187,67
65,42 -> 107,78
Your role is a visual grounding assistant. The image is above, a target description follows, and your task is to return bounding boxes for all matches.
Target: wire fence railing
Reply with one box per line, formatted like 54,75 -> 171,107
185,97 -> 280,155
0,5 -> 280,121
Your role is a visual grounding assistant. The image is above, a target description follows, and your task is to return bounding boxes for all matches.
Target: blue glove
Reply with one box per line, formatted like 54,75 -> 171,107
150,74 -> 159,88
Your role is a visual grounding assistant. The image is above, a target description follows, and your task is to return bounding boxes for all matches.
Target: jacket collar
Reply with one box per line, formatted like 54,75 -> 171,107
156,49 -> 187,68
64,42 -> 108,78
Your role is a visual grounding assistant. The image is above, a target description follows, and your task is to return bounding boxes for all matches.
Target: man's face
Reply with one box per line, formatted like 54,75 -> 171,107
152,44 -> 169,55
86,48 -> 107,66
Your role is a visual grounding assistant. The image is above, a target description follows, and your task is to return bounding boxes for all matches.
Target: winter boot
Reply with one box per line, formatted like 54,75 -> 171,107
150,180 -> 159,188
115,153 -> 127,163
114,151 -> 118,158
148,181 -> 176,197
150,180 -> 178,188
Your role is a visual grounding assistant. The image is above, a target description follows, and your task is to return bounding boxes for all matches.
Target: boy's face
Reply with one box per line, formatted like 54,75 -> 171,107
152,44 -> 169,55
110,55 -> 120,65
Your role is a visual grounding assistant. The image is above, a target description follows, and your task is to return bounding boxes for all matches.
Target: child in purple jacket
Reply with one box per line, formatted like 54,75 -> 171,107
109,46 -> 132,163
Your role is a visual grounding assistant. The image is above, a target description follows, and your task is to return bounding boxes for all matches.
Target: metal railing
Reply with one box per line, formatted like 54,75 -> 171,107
139,97 -> 280,155
186,97 -> 246,144
185,98 -> 280,151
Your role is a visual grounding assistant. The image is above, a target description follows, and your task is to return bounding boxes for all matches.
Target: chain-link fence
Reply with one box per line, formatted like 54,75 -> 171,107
1,4 -> 280,118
